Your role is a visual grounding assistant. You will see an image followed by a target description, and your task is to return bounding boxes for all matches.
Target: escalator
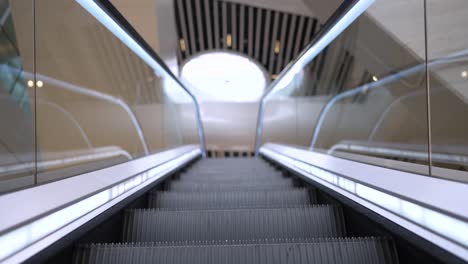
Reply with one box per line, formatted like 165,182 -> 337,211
2,0 -> 467,263
71,158 -> 399,263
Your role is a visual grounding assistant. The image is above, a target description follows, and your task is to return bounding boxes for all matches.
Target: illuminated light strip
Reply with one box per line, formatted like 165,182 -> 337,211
260,148 -> 468,249
0,149 -> 200,262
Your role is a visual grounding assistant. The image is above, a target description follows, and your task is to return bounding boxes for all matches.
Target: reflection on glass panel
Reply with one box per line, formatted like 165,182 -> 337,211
261,0 -> 430,175
161,77 -> 200,149
34,0 -> 199,184
427,0 -> 468,181
0,0 -> 34,194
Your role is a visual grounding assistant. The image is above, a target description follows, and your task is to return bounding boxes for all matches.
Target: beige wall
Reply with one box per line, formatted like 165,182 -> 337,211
200,102 -> 260,152
111,0 -> 179,74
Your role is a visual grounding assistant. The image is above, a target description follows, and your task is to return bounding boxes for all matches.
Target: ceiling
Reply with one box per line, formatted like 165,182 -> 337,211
174,0 -> 320,80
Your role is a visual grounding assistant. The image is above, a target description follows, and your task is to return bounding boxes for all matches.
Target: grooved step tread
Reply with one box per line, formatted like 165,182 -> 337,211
71,157 -> 400,264
179,170 -> 283,176
73,237 -> 398,264
175,176 -> 290,184
182,169 -> 279,175
122,206 -> 346,242
148,189 -> 317,209
169,181 -> 294,191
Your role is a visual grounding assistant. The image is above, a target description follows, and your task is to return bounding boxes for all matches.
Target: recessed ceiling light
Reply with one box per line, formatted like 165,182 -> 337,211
226,34 -> 232,48
461,71 -> 467,78
27,80 -> 34,87
274,41 -> 280,54
36,80 -> 44,88
179,39 -> 186,52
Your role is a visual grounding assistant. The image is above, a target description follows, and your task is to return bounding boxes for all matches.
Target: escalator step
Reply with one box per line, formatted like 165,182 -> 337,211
189,164 -> 274,168
148,189 -> 317,209
73,237 -> 398,264
184,169 -> 278,175
190,157 -> 268,163
189,165 -> 273,170
189,163 -> 274,169
168,181 -> 294,191
176,175 -> 290,184
180,171 -> 282,177
122,206 -> 345,242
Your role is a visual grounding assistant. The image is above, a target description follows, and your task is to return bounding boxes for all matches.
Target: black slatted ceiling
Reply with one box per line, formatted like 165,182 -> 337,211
175,0 -> 319,80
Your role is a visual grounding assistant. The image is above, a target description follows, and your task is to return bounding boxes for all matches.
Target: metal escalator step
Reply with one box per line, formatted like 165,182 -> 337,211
74,237 -> 398,264
188,161 -> 274,170
190,163 -> 273,167
181,170 -> 284,178
191,158 -> 268,164
122,206 -> 345,242
168,181 -> 294,191
148,189 -> 317,209
180,170 -> 282,177
177,176 -> 285,183
184,162 -> 277,174
176,175 -> 289,184
176,178 -> 287,184
192,162 -> 272,166
190,163 -> 273,168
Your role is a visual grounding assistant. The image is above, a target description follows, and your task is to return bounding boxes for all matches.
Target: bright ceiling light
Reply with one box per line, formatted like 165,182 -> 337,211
181,52 -> 267,102
461,70 -> 467,78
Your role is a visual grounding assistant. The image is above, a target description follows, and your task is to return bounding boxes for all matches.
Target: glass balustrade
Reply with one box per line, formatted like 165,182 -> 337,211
258,0 -> 468,182
426,0 -> 468,180
0,0 -> 203,194
259,0 -> 431,176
